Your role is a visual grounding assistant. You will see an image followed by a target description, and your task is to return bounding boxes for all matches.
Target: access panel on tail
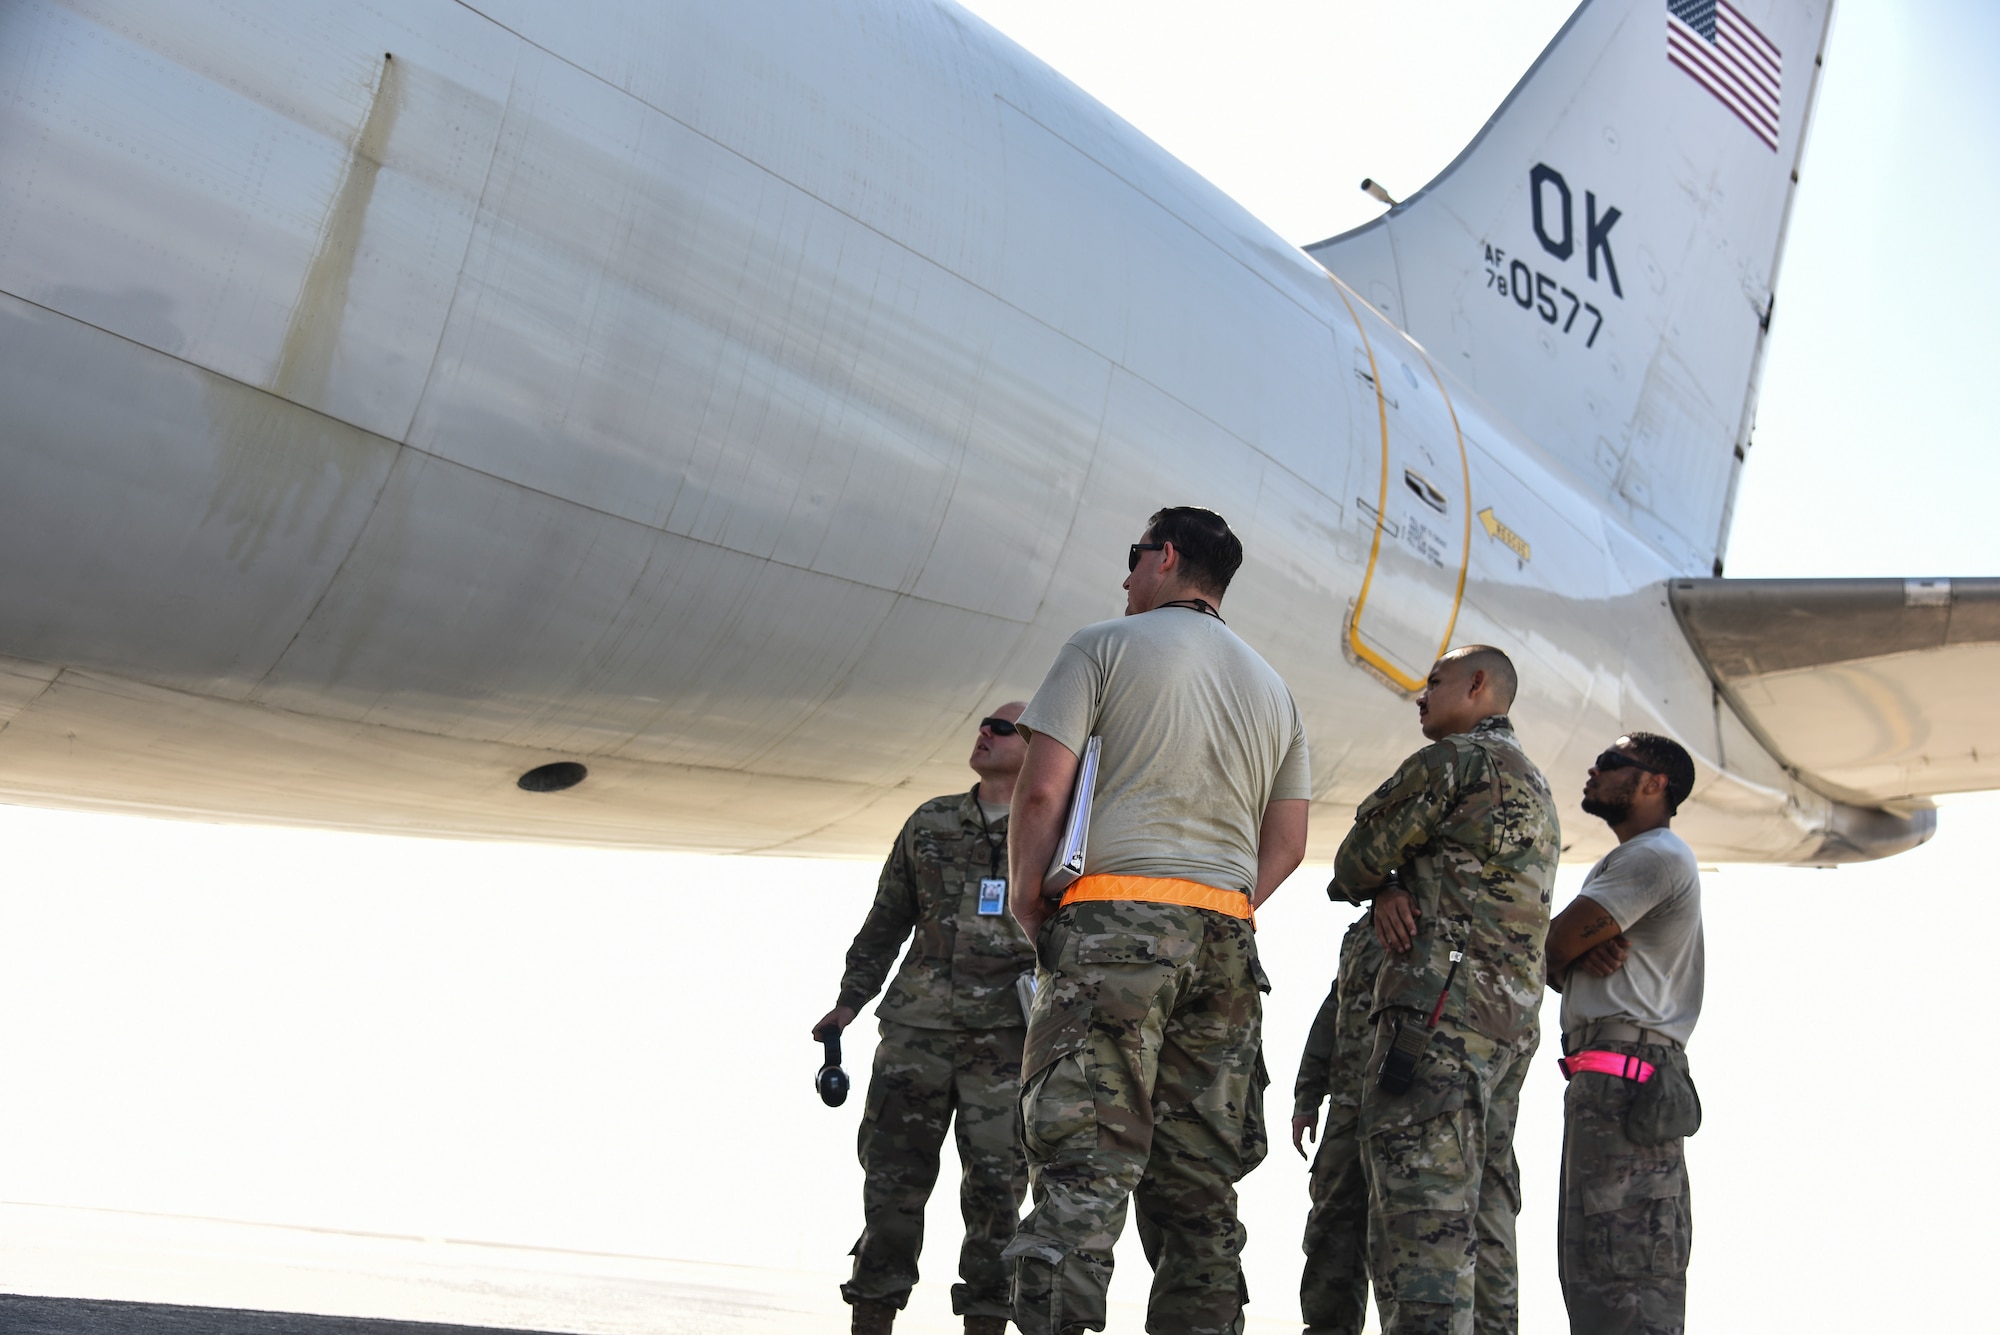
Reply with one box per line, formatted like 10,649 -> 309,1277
1306,0 -> 1835,578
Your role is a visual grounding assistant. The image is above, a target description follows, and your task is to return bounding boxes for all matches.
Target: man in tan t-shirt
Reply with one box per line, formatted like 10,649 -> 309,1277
1003,506 -> 1311,1335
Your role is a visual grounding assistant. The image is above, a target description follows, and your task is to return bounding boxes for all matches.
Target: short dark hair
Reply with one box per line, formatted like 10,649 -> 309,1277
1623,731 -> 1697,815
1441,645 -> 1518,710
1144,506 -> 1243,597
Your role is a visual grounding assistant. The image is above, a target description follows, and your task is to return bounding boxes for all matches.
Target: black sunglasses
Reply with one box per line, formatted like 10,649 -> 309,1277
979,717 -> 1020,736
1128,541 -> 1167,571
1593,749 -> 1664,775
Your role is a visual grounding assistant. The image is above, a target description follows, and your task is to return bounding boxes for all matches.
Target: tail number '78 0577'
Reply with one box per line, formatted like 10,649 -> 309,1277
1482,244 -> 1603,346
1481,161 -> 1624,350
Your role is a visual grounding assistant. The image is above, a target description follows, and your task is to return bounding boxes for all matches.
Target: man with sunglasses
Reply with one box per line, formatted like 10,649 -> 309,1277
1545,734 -> 1703,1335
1330,645 -> 1559,1335
1004,506 -> 1311,1335
814,704 -> 1039,1335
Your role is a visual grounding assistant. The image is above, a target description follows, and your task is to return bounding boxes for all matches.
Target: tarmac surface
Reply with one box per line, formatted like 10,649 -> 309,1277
0,1202 -> 1315,1335
0,1202 -> 845,1335
0,1295 -> 560,1335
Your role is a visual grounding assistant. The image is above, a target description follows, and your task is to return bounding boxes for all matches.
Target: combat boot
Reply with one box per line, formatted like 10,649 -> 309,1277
964,1318 -> 1008,1335
850,1299 -> 897,1335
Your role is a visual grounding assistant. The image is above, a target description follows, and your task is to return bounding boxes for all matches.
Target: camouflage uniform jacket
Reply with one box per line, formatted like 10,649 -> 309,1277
1332,715 -> 1559,1047
836,787 -> 1036,1031
1293,980 -> 1345,1119
1291,911 -> 1380,1119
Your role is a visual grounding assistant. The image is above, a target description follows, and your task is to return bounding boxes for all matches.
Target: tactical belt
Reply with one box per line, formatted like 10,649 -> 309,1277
1562,1021 -> 1683,1054
1058,873 -> 1253,921
1558,1050 -> 1656,1083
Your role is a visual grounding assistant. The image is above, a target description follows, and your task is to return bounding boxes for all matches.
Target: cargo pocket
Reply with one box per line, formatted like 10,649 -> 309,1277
1367,1103 -> 1474,1219
1576,1098 -> 1689,1282
1248,947 -> 1273,995
1020,1002 -> 1096,1161
859,1035 -> 897,1127
1489,1142 -> 1523,1215
860,1074 -> 888,1126
1588,1184 -> 1690,1279
1576,1139 -> 1684,1214
1235,1045 -> 1272,1176
1363,1020 -> 1472,1219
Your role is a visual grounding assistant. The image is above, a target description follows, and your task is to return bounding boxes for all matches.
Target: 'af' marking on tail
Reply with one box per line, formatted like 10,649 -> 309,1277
1482,244 -> 1603,349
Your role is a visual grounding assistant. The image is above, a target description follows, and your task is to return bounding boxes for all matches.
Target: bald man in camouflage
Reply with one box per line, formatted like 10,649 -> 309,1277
815,705 -> 1039,1335
1331,646 -> 1559,1335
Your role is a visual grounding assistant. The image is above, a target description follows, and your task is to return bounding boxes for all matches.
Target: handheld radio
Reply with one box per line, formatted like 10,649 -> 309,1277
1377,950 -> 1464,1095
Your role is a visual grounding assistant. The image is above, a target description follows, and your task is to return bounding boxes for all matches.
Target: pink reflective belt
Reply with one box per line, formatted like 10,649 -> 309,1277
1558,1050 -> 1656,1083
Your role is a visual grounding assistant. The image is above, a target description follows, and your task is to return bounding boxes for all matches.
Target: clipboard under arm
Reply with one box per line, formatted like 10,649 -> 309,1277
1043,735 -> 1101,893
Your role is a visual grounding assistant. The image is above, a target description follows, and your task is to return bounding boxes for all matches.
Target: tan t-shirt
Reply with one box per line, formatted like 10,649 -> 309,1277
1559,826 -> 1705,1046
1019,606 -> 1311,894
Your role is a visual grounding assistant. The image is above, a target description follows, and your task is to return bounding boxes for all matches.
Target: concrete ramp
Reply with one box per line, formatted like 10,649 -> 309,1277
1,1296 -> 556,1335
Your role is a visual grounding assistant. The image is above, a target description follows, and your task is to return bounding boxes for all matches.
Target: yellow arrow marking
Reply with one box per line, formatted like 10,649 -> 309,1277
1478,507 -> 1531,561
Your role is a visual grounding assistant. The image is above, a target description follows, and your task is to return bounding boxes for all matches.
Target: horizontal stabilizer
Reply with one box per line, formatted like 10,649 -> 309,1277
1671,578 -> 2000,808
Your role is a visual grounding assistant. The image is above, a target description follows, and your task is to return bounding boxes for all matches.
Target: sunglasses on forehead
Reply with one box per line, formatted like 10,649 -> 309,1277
1593,749 -> 1665,775
979,717 -> 1020,736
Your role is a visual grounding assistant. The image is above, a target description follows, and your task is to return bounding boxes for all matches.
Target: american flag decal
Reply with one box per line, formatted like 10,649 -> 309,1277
1667,0 -> 1782,151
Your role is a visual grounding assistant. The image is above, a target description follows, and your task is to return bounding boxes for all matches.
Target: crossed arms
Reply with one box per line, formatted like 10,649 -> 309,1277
1545,894 -> 1630,987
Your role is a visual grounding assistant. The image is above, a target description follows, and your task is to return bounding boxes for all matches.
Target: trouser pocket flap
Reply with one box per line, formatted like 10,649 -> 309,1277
1578,1154 -> 1684,1215
1023,1001 -> 1091,1082
1020,1004 -> 1095,1160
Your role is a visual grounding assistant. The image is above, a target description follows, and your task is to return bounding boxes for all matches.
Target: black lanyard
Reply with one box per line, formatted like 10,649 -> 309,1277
1161,597 -> 1224,622
971,783 -> 1005,879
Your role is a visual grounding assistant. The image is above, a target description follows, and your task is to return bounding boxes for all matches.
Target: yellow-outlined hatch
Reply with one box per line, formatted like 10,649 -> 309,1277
1327,275 -> 1472,693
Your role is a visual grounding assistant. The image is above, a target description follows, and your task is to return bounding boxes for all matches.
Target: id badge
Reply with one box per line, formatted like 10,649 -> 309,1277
977,878 -> 1008,916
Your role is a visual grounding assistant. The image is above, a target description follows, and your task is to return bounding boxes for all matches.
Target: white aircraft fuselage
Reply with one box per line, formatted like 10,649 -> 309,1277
0,0 -> 1944,862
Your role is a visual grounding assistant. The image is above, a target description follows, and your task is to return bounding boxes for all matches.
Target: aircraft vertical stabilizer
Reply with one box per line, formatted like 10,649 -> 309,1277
1306,0 -> 1835,576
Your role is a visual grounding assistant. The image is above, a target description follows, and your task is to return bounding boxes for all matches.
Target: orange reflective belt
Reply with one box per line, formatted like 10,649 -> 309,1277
1058,873 -> 1254,922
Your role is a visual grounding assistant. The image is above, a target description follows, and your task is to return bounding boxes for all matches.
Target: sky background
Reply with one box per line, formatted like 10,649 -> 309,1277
2,1 -> 1996,1332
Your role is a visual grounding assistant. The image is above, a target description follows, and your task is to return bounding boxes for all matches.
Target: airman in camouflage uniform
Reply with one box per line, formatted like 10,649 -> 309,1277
1003,507 -> 1311,1335
816,705 -> 1038,1335
1332,647 -> 1559,1335
1546,732 -> 1706,1335
1293,911 -> 1386,1334
1009,898 -> 1272,1335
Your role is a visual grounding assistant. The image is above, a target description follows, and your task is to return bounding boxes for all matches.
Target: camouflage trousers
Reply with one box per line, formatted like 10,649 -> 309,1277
843,1019 -> 1029,1318
1360,1013 -> 1533,1335
1005,900 -> 1269,1335
1557,1042 -> 1692,1335
1300,917 -> 1384,1334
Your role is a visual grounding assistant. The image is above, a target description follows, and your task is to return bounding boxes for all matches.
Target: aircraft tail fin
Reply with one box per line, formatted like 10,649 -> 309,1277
1306,0 -> 1835,575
